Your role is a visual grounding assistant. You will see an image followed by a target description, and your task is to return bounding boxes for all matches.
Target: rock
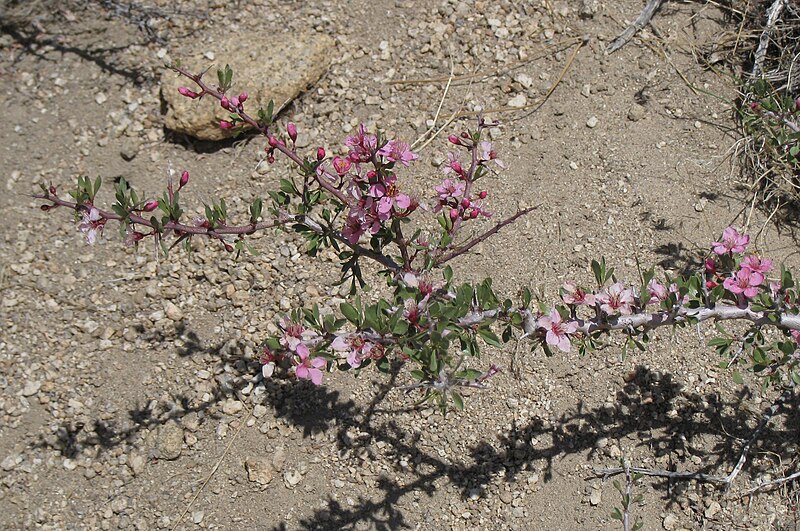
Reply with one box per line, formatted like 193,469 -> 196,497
627,104 -> 646,122
21,381 -> 41,397
283,470 -> 302,488
192,511 -> 204,524
155,422 -> 184,460
499,491 -> 513,504
222,399 -> 243,415
272,446 -> 287,472
589,488 -> 602,506
507,94 -> 527,108
586,116 -> 598,128
127,453 -> 146,477
662,514 -> 679,530
164,302 -> 183,321
245,457 -> 274,485
704,501 -> 721,519
162,31 -> 334,141
119,138 -> 140,161
252,404 -> 268,418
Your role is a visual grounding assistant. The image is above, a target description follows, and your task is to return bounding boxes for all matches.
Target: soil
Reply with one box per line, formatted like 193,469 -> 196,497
1,0 -> 800,530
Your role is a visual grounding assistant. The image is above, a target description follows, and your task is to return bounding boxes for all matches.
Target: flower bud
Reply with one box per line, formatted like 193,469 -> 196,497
238,92 -> 248,103
448,135 -> 461,145
478,190 -> 487,199
224,242 -> 234,253
219,120 -> 233,130
40,204 -> 51,211
287,122 -> 297,143
268,136 -> 279,148
229,96 -> 240,108
460,198 -> 471,208
316,147 -> 326,161
450,161 -> 462,174
706,280 -> 718,289
49,185 -> 57,195
460,131 -> 469,139
179,170 -> 189,189
220,96 -> 229,109
178,86 -> 199,99
449,208 -> 459,221
705,258 -> 717,274
143,200 -> 159,212
470,208 -> 479,219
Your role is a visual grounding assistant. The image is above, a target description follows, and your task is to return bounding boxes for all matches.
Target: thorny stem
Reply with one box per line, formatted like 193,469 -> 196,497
169,65 -> 350,205
434,205 -> 539,266
520,303 -> 800,335
37,192 -> 286,237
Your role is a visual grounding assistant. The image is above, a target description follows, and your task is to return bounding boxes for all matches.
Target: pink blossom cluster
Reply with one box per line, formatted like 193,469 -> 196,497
433,140 -> 503,223
260,318 -> 327,385
708,227 -> 773,300
331,333 -> 385,368
337,125 -> 420,244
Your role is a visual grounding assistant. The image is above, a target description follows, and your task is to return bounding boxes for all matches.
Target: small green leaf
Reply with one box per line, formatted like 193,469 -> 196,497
340,303 -> 360,325
451,391 -> 464,410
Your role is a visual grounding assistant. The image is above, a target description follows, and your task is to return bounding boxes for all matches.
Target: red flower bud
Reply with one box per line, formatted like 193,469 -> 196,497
178,86 -> 199,99
224,242 -> 234,253
460,131 -> 469,138
220,96 -> 229,109
143,200 -> 158,212
470,208 -> 479,219
478,190 -> 487,199
449,208 -> 459,221
287,122 -> 297,143
179,170 -> 189,189
268,136 -> 279,148
706,280 -> 718,289
450,161 -> 462,174
40,204 -> 51,211
219,120 -> 234,130
461,198 -> 471,208
238,92 -> 248,103
448,135 -> 461,145
704,258 -> 716,274
229,96 -> 240,108
49,185 -> 57,195
316,147 -> 326,161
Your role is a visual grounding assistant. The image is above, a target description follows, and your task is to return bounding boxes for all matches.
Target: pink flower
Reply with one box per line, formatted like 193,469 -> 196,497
369,175 -> 411,216
260,349 -> 278,379
434,178 -> 465,201
537,309 -> 578,353
561,281 -> 595,306
345,124 -> 377,162
723,268 -> 764,299
78,207 -> 105,244
646,279 -> 668,305
479,141 -> 505,168
740,255 -> 773,275
279,318 -> 316,357
596,283 -> 635,315
332,156 -> 352,176
294,350 -> 326,385
377,139 -> 418,167
712,227 -> 749,255
331,334 -> 382,368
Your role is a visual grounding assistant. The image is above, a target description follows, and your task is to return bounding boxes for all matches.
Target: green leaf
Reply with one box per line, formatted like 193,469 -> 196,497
477,328 -> 503,348
340,303 -> 360,325
611,508 -> 623,521
451,391 -> 464,410
732,370 -> 744,385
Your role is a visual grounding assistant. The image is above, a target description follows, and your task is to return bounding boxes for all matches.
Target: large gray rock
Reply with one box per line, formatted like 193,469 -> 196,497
163,31 -> 334,141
